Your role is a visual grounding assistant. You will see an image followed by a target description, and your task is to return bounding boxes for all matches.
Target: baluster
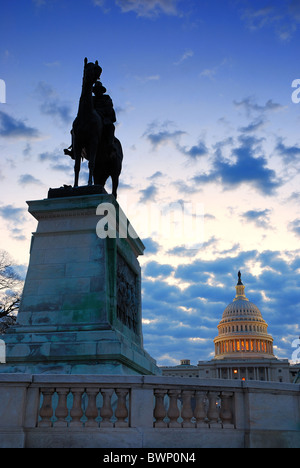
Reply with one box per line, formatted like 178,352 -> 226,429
54,388 -> 69,427
100,388 -> 114,427
115,388 -> 129,427
194,391 -> 208,428
207,391 -> 221,427
167,389 -> 181,428
70,387 -> 85,427
39,387 -> 55,427
85,387 -> 99,427
220,391 -> 234,428
181,390 -> 195,428
153,389 -> 167,427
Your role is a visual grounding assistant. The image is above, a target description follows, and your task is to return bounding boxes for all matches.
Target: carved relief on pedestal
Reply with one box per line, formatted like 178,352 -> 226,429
117,253 -> 138,333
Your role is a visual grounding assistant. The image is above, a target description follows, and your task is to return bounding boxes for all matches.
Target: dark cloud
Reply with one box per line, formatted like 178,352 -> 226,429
177,140 -> 208,160
239,117 -> 266,133
167,237 -> 218,258
23,143 -> 32,159
144,121 -> 209,162
167,245 -> 200,257
138,184 -> 158,203
35,81 -> 73,125
0,204 -> 26,224
289,218 -> 300,237
147,171 -> 164,180
0,110 -> 40,139
275,138 -> 300,163
258,250 -> 291,276
143,277 -> 183,304
0,204 -> 28,240
143,237 -> 161,254
18,174 -> 44,187
144,121 -> 186,149
193,135 -> 281,195
143,260 -> 174,278
241,208 -> 272,229
9,228 -> 27,242
233,96 -> 284,117
288,192 -> 300,202
39,149 -> 61,162
118,180 -> 134,190
204,213 -> 216,220
39,149 -> 73,173
174,252 -> 255,284
173,179 -> 202,195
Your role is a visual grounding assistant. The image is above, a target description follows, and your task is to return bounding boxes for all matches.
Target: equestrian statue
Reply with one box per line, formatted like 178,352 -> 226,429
64,58 -> 123,198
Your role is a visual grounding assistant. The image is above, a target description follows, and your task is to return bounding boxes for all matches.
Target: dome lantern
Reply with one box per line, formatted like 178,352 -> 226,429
234,271 -> 248,301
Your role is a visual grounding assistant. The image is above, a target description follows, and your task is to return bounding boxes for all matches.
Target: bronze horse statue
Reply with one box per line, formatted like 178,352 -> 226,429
65,58 -> 122,198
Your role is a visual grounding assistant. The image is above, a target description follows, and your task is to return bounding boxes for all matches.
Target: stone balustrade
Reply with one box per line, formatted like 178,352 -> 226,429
38,386 -> 130,428
0,374 -> 299,448
37,383 -> 234,429
152,388 -> 234,428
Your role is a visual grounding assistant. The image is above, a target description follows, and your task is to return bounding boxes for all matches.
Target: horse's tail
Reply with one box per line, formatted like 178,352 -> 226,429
113,137 -> 123,164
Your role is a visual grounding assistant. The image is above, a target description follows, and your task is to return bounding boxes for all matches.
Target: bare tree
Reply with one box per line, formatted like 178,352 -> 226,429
0,250 -> 24,333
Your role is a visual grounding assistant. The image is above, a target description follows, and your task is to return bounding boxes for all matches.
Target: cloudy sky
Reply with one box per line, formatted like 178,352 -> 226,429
1,0 -> 300,366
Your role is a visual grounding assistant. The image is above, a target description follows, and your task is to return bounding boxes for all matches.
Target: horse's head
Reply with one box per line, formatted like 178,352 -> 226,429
83,57 -> 102,85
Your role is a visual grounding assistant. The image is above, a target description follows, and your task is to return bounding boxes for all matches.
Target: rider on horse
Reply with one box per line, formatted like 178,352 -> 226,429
64,81 -> 116,159
92,81 -> 116,154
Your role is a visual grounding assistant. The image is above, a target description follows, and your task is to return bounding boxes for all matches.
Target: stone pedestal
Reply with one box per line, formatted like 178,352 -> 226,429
1,193 -> 160,375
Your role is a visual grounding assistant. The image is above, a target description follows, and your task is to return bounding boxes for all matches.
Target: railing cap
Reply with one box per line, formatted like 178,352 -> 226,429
0,373 -> 298,394
0,373 -> 33,384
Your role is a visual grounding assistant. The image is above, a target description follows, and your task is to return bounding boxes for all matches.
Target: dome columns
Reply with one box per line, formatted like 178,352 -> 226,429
214,336 -> 274,359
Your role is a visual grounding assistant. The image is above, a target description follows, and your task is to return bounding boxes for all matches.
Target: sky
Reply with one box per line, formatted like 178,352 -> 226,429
0,0 -> 300,366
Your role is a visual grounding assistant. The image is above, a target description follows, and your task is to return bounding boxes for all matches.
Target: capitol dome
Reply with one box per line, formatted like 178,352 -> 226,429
214,272 -> 275,360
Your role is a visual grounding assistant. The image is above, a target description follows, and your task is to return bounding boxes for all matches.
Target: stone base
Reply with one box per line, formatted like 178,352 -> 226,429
1,193 -> 160,376
2,327 -> 159,375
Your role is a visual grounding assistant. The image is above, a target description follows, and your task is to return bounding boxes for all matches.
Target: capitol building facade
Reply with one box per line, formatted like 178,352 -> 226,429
162,273 -> 300,383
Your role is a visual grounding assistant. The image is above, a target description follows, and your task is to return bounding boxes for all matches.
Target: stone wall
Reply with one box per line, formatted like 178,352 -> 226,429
0,374 -> 299,448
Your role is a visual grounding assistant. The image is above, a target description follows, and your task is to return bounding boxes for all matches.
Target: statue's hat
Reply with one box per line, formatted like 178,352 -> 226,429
93,81 -> 106,94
